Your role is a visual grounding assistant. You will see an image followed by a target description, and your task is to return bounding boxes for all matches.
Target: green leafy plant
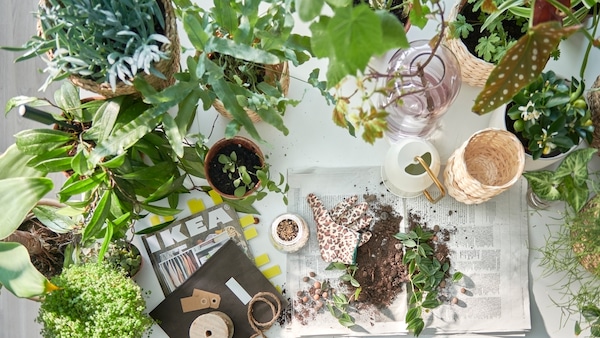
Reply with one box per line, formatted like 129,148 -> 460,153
36,262 -> 154,338
394,225 -> 463,336
449,0 -> 530,64
0,82 -> 205,299
524,148 -> 598,213
80,239 -> 142,278
507,70 -> 594,160
218,151 -> 258,198
170,0 -> 311,142
2,0 -> 173,92
472,0 -> 598,114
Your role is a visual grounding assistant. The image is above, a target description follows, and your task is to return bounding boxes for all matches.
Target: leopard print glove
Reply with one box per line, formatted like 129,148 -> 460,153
307,193 -> 372,265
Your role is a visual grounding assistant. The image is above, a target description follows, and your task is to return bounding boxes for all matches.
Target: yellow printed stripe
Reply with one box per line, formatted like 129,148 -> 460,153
244,227 -> 258,240
239,215 -> 255,228
261,265 -> 282,279
187,199 -> 206,214
208,190 -> 223,204
254,253 -> 270,267
149,215 -> 161,226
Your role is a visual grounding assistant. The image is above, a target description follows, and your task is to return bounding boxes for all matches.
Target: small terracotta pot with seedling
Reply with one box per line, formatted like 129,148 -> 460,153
204,136 -> 266,199
270,213 -> 309,253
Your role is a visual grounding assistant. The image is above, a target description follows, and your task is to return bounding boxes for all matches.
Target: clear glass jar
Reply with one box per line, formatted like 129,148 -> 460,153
270,213 -> 309,253
381,39 -> 462,142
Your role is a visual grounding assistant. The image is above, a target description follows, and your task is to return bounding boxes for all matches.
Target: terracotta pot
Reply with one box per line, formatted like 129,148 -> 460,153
204,136 -> 265,199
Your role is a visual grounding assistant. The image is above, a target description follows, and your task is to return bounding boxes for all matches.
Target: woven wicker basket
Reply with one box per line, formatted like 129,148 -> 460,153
213,62 -> 290,123
38,0 -> 180,98
444,128 -> 525,204
587,75 -> 600,151
443,0 -> 495,87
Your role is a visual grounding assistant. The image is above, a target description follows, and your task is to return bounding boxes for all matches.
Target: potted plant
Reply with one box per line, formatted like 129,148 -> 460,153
471,0 -> 598,115
538,191 -> 600,337
490,70 -> 594,170
80,238 -> 143,278
201,136 -> 288,203
169,0 -> 312,142
36,262 -> 154,338
445,0 -> 530,87
522,147 -> 598,213
0,82 -> 207,298
1,0 -> 179,97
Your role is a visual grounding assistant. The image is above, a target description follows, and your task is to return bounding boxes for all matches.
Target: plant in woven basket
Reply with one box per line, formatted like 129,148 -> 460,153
506,70 -> 594,160
523,148 -> 598,213
36,262 -> 154,338
1,0 -> 178,97
447,0 -> 530,65
169,0 -> 311,142
472,0 -> 599,114
538,193 -> 600,337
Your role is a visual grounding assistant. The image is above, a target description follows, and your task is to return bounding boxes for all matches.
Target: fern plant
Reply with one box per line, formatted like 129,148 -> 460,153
2,0 -> 172,92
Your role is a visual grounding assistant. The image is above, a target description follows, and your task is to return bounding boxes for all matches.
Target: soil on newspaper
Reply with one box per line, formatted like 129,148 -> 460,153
289,195 -> 453,325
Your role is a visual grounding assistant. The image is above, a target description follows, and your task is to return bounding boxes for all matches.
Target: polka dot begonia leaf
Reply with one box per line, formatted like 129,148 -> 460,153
472,21 -> 581,115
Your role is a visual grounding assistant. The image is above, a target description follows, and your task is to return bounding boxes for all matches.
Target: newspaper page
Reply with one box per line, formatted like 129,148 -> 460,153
284,166 -> 530,337
140,203 -> 252,295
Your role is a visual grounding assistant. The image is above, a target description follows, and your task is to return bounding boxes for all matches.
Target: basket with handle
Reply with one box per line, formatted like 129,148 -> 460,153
443,128 -> 525,204
443,0 -> 495,87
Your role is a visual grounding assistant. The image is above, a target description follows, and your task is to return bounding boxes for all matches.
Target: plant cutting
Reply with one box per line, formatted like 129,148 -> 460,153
170,0 -> 312,142
523,147 -> 598,213
36,262 -> 154,338
504,70 -> 594,161
201,136 -> 288,203
1,0 -> 179,97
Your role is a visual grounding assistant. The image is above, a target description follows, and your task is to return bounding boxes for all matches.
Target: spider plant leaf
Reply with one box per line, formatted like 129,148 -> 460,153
473,22 -> 581,115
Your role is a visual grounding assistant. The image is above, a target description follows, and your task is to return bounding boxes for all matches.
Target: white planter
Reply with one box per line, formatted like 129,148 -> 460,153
488,106 -> 575,171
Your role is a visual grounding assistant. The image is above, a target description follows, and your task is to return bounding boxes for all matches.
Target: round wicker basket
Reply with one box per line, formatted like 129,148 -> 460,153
443,128 -> 525,204
38,0 -> 180,98
213,62 -> 290,123
443,0 -> 495,87
587,75 -> 600,151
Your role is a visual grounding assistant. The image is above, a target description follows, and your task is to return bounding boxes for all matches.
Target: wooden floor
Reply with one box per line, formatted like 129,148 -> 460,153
0,1 -> 61,337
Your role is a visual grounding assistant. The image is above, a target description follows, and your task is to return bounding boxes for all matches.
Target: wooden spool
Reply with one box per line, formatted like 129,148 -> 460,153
189,311 -> 234,338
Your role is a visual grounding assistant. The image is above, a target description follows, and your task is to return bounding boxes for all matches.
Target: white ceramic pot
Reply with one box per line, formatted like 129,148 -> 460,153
488,105 -> 575,171
381,138 -> 445,202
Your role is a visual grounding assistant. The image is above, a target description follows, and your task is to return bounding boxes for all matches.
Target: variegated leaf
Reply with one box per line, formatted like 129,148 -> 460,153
473,22 -> 581,115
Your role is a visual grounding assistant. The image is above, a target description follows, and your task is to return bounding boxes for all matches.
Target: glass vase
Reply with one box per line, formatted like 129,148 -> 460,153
381,39 -> 462,142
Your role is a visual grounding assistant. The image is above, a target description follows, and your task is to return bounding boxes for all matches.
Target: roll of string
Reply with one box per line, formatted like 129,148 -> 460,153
247,291 -> 282,338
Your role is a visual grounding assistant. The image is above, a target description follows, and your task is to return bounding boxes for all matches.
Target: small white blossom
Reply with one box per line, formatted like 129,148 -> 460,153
518,101 -> 541,121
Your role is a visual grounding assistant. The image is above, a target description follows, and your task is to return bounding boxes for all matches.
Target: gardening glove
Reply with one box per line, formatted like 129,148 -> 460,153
307,193 -> 372,265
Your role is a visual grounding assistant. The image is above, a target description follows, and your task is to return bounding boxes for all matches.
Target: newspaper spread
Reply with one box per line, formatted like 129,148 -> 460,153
140,203 -> 252,295
284,166 -> 530,337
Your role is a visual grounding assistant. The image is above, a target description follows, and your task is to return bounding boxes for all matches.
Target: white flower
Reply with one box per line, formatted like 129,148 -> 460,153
518,101 -> 541,121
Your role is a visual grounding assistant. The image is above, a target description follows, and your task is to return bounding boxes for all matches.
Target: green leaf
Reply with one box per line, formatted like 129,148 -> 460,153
144,175 -> 187,203
575,321 -> 582,335
0,177 -> 54,240
141,203 -> 182,216
135,219 -> 176,235
406,306 -> 421,323
55,82 -> 82,118
0,242 -> 56,298
33,205 -> 76,234
452,271 -> 464,282
82,189 -> 112,243
522,171 -> 561,201
84,98 -> 122,142
206,36 -> 281,65
582,305 -> 600,322
58,172 -> 107,202
0,144 -> 46,179
162,113 -> 184,158
222,197 -> 260,214
298,0 -> 325,21
377,10 -> 409,52
70,147 -> 93,176
407,316 -> 425,336
555,148 -> 597,186
182,10 -> 210,51
473,22 -> 581,114
15,129 -> 74,155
